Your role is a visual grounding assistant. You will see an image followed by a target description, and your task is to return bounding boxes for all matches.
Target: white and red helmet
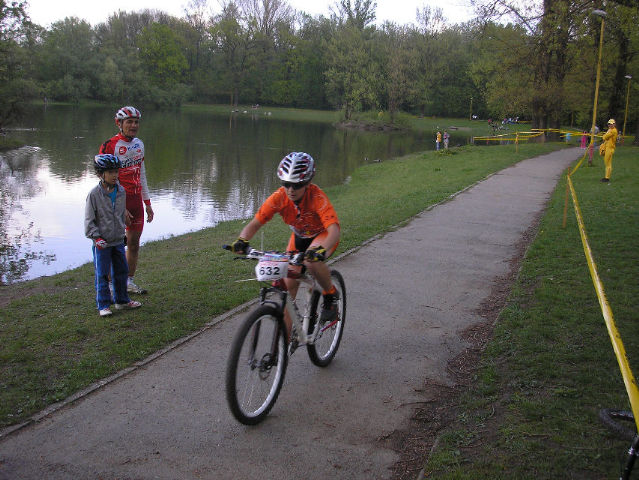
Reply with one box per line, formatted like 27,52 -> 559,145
115,106 -> 141,122
277,152 -> 315,184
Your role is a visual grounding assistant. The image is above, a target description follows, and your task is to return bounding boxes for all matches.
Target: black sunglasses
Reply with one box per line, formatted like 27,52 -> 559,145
281,182 -> 307,190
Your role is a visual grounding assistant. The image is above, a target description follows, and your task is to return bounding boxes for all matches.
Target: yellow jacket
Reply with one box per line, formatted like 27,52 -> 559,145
603,126 -> 618,152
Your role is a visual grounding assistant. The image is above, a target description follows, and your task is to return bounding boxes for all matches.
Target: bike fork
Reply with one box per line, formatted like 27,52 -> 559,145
621,434 -> 639,480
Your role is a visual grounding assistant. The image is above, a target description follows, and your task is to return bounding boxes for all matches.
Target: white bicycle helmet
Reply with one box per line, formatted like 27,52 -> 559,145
277,152 -> 315,184
115,106 -> 142,122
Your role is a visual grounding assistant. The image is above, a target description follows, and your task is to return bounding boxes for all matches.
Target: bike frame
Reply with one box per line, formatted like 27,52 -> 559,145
259,267 -> 325,348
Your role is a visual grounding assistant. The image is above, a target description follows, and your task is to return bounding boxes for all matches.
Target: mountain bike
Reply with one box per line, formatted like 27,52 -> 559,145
223,246 -> 346,425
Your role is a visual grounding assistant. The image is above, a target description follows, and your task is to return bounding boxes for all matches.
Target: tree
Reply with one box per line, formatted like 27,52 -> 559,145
38,17 -> 94,102
138,23 -> 189,89
209,1 -> 258,106
469,22 -> 533,121
0,0 -> 37,129
332,0 -> 377,30
183,0 -> 211,73
472,0 -> 572,128
471,0 -> 639,131
406,6 -> 458,117
379,23 -> 417,120
92,11 -> 154,103
241,0 -> 294,102
325,24 -> 381,119
285,14 -> 332,109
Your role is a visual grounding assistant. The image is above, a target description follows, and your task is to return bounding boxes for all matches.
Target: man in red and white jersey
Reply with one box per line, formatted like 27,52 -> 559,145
99,106 -> 154,294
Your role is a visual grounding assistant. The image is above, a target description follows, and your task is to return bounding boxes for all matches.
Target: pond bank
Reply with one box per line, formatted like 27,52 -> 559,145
0,142 -> 565,429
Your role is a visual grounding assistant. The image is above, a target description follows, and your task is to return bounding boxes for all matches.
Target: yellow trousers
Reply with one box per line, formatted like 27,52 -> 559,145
604,148 -> 615,180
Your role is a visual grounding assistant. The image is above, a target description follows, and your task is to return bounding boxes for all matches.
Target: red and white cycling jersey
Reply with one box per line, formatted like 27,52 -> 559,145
99,133 -> 149,200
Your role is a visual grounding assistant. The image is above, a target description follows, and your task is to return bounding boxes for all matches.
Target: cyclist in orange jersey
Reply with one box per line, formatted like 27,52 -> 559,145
231,152 -> 340,328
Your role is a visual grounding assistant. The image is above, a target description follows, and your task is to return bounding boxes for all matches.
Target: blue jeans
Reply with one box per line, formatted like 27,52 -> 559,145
93,243 -> 129,310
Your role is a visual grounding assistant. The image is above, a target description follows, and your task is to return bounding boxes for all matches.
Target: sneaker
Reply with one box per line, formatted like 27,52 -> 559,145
601,177 -> 610,183
114,300 -> 142,310
127,280 -> 147,294
99,308 -> 113,317
320,292 -> 340,323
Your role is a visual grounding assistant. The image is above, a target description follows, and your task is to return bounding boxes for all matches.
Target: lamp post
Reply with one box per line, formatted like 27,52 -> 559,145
622,74 -> 632,144
588,9 -> 606,166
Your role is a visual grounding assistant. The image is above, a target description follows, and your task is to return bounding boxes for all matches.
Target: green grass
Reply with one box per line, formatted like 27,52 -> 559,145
0,141 -> 564,429
0,137 -> 24,151
423,146 -> 639,479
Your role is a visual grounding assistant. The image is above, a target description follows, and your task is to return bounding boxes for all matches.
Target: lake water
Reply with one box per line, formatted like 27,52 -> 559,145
1,105 -> 445,284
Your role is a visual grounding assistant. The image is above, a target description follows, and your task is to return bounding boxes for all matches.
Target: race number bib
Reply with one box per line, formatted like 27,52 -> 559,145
255,258 -> 288,281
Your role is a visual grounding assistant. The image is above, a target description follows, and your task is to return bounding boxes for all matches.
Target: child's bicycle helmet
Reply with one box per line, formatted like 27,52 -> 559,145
277,152 -> 315,184
94,154 -> 122,173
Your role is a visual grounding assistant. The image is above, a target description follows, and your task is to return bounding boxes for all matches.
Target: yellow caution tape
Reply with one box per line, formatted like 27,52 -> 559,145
567,173 -> 639,432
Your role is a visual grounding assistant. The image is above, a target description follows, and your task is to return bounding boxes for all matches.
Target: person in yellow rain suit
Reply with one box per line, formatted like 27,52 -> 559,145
599,118 -> 618,183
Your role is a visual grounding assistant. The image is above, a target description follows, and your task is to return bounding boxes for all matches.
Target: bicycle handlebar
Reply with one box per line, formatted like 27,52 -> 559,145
222,245 -> 306,265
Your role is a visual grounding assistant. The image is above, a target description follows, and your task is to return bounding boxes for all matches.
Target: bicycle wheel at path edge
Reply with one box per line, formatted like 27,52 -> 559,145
226,305 -> 288,425
307,269 -> 346,367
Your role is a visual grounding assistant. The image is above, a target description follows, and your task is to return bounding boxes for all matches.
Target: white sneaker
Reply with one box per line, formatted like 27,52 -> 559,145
127,280 -> 147,294
99,308 -> 113,317
114,300 -> 142,310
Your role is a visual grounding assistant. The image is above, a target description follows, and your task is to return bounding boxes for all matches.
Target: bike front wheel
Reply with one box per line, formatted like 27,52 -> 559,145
226,305 -> 288,425
307,269 -> 346,367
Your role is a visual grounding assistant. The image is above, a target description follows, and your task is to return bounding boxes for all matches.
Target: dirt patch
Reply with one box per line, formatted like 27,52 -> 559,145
387,214 -> 543,480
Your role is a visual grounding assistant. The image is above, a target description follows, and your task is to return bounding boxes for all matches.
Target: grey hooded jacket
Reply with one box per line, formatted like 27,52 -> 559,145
84,182 -> 127,247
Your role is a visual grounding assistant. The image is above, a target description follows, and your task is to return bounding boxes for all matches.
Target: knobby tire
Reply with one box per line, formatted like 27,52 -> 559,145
307,269 -> 346,367
226,305 -> 287,425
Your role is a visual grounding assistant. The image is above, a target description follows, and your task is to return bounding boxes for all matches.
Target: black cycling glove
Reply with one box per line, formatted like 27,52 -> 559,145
231,237 -> 249,254
305,245 -> 327,262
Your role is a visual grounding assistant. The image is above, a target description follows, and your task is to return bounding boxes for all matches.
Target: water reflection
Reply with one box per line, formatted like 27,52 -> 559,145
0,146 -> 57,283
1,105 -> 438,283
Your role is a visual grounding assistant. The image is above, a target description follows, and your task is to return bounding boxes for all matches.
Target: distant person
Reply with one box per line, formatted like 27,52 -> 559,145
443,130 -> 450,149
85,154 -> 142,317
599,118 -> 618,183
580,131 -> 587,149
99,106 -> 154,294
436,131 -> 442,150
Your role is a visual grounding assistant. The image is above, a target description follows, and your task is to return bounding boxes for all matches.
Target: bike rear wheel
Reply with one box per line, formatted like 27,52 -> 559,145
307,269 -> 346,367
226,306 -> 287,425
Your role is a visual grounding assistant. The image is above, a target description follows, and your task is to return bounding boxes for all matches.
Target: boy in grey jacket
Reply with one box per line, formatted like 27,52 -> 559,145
85,154 -> 141,316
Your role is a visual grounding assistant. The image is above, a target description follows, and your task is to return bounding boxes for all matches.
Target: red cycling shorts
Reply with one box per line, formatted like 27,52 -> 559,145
126,192 -> 144,232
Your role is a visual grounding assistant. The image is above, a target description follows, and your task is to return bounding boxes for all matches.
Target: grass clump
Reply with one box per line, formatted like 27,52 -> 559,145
0,136 -> 24,151
423,146 -> 639,479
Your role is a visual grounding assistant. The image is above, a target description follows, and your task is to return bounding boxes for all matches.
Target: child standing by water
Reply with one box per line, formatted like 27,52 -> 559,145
85,154 -> 142,317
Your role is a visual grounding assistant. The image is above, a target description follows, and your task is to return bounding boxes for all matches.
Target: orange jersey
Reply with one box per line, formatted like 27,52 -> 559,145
255,184 -> 339,238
